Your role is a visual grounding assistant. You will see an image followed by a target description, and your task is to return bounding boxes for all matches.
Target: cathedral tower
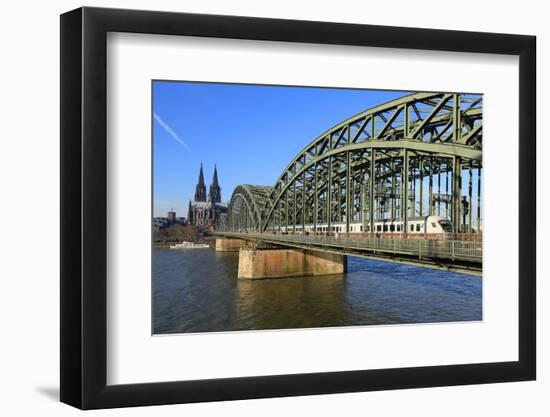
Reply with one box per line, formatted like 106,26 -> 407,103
208,165 -> 222,203
194,163 -> 207,202
189,163 -> 227,229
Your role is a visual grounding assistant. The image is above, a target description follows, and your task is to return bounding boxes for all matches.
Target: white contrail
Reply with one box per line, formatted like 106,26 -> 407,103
153,112 -> 191,151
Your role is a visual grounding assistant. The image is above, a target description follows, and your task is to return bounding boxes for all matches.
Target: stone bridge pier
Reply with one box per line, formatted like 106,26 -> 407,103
215,237 -> 247,252
237,246 -> 347,279
215,237 -> 347,279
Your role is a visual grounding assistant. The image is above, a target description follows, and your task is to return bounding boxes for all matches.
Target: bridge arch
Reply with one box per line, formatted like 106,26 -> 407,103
260,92 -> 483,234
224,185 -> 273,232
225,92 -> 483,235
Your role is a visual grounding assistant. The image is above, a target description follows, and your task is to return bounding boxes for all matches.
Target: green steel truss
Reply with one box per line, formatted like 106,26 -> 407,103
224,92 -> 483,234
226,185 -> 274,232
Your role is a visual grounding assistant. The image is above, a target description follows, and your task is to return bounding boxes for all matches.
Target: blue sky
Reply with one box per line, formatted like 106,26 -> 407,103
153,81 -> 410,218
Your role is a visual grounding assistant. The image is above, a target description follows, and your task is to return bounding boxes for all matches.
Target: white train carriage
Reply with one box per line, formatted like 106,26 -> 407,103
276,215 -> 453,236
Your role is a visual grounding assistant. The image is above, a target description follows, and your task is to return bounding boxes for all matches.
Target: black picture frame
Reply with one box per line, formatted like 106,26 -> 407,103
60,6 -> 536,410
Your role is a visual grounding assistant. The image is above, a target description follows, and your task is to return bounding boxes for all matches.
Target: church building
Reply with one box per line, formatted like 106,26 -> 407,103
188,164 -> 227,229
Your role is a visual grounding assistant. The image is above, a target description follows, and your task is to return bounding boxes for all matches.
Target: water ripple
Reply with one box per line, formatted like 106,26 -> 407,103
153,249 -> 482,334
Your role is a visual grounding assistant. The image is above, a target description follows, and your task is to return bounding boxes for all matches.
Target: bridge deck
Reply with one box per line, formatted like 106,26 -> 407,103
215,232 -> 482,275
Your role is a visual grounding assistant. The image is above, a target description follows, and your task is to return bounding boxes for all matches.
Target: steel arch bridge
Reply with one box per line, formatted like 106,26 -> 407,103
226,185 -> 273,232
224,92 -> 482,236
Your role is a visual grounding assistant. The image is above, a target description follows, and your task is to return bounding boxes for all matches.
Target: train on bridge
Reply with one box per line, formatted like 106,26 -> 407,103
267,215 -> 480,240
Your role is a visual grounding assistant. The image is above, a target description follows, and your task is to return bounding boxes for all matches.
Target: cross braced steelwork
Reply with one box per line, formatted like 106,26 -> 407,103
225,185 -> 273,232
225,92 -> 482,235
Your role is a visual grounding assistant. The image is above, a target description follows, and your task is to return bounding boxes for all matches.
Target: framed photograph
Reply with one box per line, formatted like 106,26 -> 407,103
60,6 -> 536,409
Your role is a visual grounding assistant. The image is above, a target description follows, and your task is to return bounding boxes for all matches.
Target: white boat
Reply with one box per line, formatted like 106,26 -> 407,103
169,241 -> 210,250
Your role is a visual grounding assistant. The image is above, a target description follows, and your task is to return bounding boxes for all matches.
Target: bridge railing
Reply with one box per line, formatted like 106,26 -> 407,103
217,232 -> 482,262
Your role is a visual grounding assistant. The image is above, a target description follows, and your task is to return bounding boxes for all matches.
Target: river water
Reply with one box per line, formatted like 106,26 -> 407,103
153,248 -> 482,334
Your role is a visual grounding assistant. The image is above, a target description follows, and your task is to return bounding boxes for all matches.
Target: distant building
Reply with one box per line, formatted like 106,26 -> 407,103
188,163 -> 227,229
153,210 -> 186,232
167,210 -> 176,224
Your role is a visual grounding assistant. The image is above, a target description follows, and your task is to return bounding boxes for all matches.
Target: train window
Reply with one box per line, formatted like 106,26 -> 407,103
410,224 -> 414,232
377,225 -> 382,232
397,224 -> 401,232
360,225 -> 363,232
366,225 -> 370,232
390,224 -> 395,232
383,225 -> 388,232
416,224 -> 421,232
439,220 -> 453,232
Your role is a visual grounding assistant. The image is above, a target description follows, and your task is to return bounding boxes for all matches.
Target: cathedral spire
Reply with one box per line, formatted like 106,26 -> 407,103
198,162 -> 205,186
194,163 -> 207,202
211,165 -> 219,187
208,164 -> 221,203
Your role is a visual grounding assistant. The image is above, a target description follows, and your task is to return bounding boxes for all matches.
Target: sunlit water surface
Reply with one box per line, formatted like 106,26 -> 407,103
153,248 -> 481,334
